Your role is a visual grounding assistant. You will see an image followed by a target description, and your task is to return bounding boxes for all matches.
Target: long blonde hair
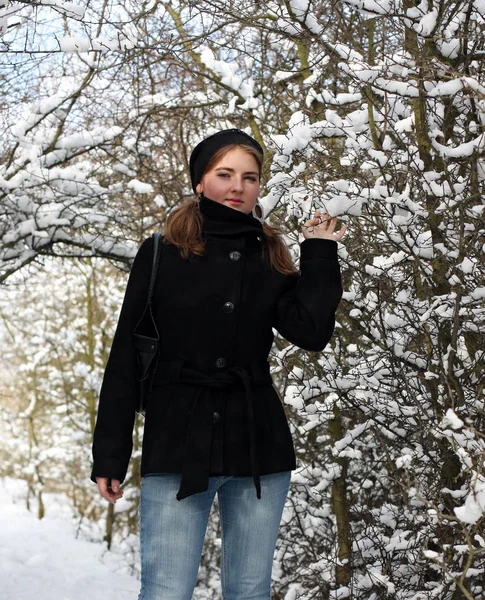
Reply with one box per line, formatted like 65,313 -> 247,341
163,144 -> 298,276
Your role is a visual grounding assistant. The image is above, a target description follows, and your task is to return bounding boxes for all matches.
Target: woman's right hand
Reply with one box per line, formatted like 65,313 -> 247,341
96,477 -> 123,504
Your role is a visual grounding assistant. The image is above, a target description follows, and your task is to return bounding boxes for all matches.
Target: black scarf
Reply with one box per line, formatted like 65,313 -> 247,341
198,195 -> 264,239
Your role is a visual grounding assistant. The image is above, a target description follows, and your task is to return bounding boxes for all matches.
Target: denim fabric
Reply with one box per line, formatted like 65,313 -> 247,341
138,471 -> 291,600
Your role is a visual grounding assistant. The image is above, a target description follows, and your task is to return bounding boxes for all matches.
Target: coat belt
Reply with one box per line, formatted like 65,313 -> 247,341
152,360 -> 273,501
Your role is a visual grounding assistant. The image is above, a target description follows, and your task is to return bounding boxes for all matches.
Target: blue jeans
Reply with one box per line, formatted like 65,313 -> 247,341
138,471 -> 291,600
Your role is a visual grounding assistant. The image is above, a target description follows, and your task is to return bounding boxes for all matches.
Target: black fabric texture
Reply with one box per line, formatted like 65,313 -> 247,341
91,195 -> 343,499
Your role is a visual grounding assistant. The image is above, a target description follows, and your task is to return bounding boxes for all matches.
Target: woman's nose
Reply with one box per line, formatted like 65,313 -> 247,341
230,176 -> 243,191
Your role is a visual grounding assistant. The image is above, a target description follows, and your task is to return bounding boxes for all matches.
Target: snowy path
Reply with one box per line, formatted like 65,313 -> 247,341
0,478 -> 139,600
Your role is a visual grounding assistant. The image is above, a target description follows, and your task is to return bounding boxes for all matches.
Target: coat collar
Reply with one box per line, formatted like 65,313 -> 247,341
199,195 -> 264,239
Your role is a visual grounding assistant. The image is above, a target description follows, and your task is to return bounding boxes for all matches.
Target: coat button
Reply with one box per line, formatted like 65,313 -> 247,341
213,411 -> 221,424
223,301 -> 235,313
215,357 -> 226,368
229,251 -> 241,261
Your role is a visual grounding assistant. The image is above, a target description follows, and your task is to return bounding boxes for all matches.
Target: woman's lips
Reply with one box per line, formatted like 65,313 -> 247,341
226,199 -> 243,205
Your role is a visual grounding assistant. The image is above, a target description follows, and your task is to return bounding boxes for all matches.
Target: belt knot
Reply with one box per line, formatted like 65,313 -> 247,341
153,360 -> 272,501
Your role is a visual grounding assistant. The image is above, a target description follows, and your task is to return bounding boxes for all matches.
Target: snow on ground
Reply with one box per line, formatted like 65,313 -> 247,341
0,477 -> 139,600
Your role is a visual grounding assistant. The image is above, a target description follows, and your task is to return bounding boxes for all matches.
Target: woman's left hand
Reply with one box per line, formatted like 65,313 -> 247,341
302,210 -> 347,242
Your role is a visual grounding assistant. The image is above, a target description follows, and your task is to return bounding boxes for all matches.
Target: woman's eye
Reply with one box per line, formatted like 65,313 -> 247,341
217,172 -> 229,178
246,176 -> 258,182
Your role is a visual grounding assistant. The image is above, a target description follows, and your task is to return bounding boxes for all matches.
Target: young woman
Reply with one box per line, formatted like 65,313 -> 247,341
91,129 -> 346,600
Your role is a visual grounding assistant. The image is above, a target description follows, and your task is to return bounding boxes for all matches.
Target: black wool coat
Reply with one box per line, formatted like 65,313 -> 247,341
91,195 -> 343,500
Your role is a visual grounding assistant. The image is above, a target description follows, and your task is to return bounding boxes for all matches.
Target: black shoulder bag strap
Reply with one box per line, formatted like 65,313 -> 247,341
133,232 -> 162,415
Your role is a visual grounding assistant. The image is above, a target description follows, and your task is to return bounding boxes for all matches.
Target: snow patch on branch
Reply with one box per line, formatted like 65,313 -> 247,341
127,179 -> 154,194
341,0 -> 396,17
200,47 -> 257,106
37,1 -> 85,19
454,476 -> 485,525
441,408 -> 465,430
432,133 -> 485,158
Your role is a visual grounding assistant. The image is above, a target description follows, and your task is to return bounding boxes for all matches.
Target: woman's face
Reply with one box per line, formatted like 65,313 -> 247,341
195,147 -> 260,215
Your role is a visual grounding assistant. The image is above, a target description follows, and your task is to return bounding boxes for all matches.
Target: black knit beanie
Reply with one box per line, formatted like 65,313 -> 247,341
189,129 -> 264,192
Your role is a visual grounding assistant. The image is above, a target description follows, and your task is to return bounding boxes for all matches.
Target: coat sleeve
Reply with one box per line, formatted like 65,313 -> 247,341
90,237 -> 153,484
273,238 -> 343,352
